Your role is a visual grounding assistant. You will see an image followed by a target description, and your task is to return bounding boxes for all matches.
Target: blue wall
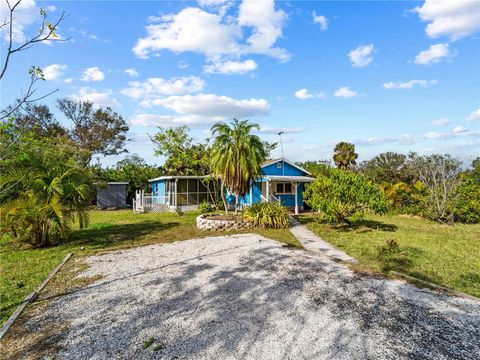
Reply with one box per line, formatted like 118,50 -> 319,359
261,160 -> 307,176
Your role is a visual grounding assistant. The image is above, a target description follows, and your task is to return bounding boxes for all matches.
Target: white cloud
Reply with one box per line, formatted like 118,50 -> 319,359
42,64 -> 67,80
178,60 -> 189,69
423,131 -> 449,140
465,108 -> 480,122
294,88 -> 314,100
121,76 -> 205,99
312,11 -> 328,31
133,1 -> 289,62
144,93 -> 270,118
334,86 -> 358,98
414,43 -> 453,65
432,118 -> 450,126
238,0 -> 289,61
204,59 -> 257,75
130,114 -> 217,127
257,126 -> 304,134
70,87 -> 120,108
413,0 -> 480,41
453,125 -> 468,134
46,5 -> 56,12
64,78 -> 73,84
348,44 -> 374,68
124,68 -> 139,77
383,79 -> 438,89
81,66 -> 105,81
0,0 -> 37,43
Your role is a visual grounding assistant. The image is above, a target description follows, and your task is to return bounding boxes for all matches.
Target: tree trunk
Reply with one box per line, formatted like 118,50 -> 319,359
235,195 -> 239,215
220,182 -> 228,215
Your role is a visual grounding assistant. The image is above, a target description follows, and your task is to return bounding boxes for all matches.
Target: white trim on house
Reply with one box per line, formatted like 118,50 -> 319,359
261,158 -> 312,176
262,175 -> 315,182
148,175 -> 211,182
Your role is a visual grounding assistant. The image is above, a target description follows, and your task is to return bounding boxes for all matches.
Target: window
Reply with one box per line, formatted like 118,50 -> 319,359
276,162 -> 282,168
275,182 -> 293,194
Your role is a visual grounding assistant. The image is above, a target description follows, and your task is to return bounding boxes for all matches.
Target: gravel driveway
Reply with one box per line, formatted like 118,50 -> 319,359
18,234 -> 480,359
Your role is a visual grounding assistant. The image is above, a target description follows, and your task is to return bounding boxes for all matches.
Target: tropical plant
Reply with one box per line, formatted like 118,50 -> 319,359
333,142 -> 358,170
243,202 -> 290,229
451,159 -> 480,224
210,119 -> 268,214
361,152 -> 410,184
304,168 -> 389,225
0,135 -> 94,247
199,200 -> 215,214
150,126 -> 210,175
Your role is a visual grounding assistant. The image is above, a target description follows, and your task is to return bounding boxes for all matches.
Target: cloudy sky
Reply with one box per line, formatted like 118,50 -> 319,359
2,0 -> 479,166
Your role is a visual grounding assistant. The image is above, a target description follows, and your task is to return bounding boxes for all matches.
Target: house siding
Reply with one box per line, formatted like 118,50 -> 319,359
261,160 -> 306,177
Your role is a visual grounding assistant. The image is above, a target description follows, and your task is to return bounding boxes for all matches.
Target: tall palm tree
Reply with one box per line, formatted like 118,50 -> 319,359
210,119 -> 267,214
333,142 -> 358,170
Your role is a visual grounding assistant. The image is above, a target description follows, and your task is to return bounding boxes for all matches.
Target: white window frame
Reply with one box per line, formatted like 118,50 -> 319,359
274,182 -> 294,195
276,162 -> 283,169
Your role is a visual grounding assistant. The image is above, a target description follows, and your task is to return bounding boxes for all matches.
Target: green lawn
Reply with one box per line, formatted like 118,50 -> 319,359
0,210 -> 300,325
298,213 -> 480,297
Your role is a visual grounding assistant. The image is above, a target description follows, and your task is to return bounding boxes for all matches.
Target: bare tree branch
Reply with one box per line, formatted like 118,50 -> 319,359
0,0 -> 71,79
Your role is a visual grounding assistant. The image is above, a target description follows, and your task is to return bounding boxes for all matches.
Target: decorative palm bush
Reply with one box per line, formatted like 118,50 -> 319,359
243,202 -> 290,229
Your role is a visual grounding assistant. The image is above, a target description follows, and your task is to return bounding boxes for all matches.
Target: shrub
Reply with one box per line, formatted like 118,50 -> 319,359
451,174 -> 480,224
304,168 -> 389,225
376,238 -> 400,258
243,202 -> 290,229
199,200 -> 215,214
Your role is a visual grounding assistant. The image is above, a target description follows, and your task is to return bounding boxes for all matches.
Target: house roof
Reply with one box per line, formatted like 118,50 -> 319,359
149,175 -> 212,182
262,175 -> 315,183
261,158 -> 311,176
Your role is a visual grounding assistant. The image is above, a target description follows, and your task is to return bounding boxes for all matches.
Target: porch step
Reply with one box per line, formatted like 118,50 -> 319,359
289,218 -> 357,263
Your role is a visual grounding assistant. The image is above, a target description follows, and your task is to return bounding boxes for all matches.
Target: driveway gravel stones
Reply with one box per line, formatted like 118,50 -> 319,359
16,234 -> 480,359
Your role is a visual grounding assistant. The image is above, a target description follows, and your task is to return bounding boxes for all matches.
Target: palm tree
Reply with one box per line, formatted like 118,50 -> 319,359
333,142 -> 358,170
210,119 -> 267,214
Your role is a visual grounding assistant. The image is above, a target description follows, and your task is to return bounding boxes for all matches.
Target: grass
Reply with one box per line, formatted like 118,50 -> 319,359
297,213 -> 480,297
0,209 -> 300,326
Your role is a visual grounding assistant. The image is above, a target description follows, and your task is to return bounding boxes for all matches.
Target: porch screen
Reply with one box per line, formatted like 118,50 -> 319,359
176,179 -> 212,206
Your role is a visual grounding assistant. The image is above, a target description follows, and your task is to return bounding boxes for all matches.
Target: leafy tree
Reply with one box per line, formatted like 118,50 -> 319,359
296,160 -> 330,177
451,158 -> 480,224
361,152 -> 410,184
11,103 -> 68,138
407,153 -> 462,223
304,168 -> 389,225
0,134 -> 94,247
100,154 -> 161,202
57,99 -> 129,165
210,119 -> 268,214
150,126 -> 209,175
333,142 -> 358,170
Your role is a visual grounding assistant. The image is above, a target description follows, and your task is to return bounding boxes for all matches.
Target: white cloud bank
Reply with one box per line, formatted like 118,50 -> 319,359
133,0 -> 289,64
383,79 -> 438,89
413,0 -> 480,41
348,44 -> 374,68
334,86 -> 358,98
81,66 -> 105,81
70,87 -> 120,108
204,59 -> 257,75
414,43 -> 453,65
0,0 -> 37,43
432,118 -> 450,126
465,108 -> 480,122
121,76 -> 206,99
42,64 -> 67,80
312,11 -> 328,31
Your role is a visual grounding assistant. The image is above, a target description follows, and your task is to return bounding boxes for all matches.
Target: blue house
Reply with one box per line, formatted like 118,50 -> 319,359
135,158 -> 314,214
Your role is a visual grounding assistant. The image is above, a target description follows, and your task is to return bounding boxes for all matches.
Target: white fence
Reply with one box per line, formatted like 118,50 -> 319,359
133,190 -> 171,213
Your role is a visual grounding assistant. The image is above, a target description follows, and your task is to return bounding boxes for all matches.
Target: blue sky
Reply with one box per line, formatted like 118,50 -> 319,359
2,0 -> 479,167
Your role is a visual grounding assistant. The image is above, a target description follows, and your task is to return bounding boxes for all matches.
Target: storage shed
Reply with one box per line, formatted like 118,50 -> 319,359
96,182 -> 129,209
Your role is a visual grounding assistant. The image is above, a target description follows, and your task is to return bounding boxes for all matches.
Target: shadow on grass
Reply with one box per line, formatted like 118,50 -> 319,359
66,221 -> 181,250
297,215 -> 397,232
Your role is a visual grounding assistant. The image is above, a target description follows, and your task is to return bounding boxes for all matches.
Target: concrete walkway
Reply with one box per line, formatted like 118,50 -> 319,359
290,218 -> 357,263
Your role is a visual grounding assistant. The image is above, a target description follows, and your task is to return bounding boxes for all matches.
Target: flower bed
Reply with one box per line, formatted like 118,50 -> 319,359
196,214 -> 254,231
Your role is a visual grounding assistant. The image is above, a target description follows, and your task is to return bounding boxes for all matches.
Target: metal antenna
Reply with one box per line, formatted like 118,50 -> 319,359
278,131 -> 285,176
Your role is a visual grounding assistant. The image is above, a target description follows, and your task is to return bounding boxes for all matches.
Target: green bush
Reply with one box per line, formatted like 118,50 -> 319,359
451,175 -> 480,224
304,168 -> 389,225
199,200 -> 215,214
243,202 -> 290,229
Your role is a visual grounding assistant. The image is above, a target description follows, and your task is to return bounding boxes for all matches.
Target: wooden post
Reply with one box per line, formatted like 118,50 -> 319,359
250,184 -> 253,205
294,182 -> 299,215
266,180 -> 270,202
